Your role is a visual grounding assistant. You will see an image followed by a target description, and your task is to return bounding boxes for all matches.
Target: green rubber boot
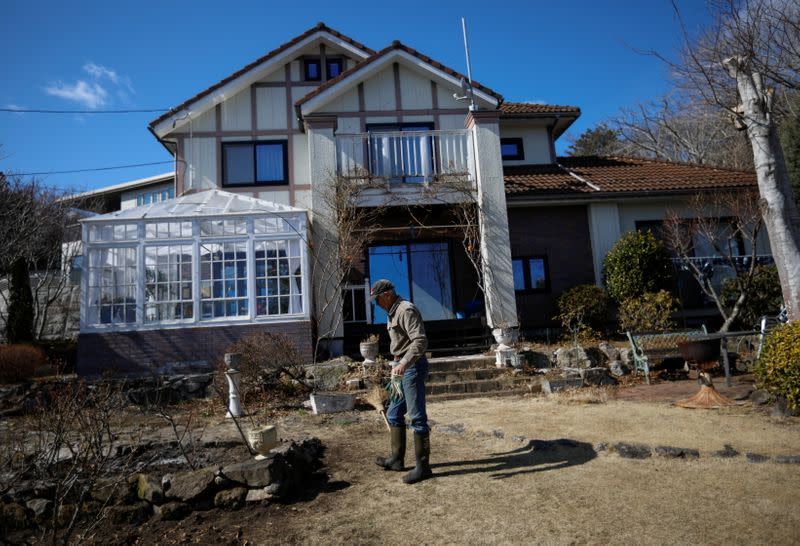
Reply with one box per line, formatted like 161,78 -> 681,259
403,431 -> 432,484
375,425 -> 406,471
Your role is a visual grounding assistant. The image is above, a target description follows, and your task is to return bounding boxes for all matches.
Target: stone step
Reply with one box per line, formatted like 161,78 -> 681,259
425,376 -> 531,396
427,367 -> 508,384
427,354 -> 496,372
427,387 -> 532,403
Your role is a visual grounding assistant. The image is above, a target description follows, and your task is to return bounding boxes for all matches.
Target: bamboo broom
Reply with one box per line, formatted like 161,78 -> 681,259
365,385 -> 390,430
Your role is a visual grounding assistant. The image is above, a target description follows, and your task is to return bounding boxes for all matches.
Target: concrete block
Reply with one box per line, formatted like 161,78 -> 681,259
542,378 -> 583,394
310,393 -> 355,415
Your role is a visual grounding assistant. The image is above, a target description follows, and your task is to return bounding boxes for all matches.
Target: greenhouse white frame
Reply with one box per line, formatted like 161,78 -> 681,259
79,190 -> 310,333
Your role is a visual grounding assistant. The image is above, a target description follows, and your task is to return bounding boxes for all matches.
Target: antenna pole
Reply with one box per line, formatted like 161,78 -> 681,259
461,17 -> 476,111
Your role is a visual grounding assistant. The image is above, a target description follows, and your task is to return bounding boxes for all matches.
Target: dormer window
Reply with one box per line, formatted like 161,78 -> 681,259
501,138 -> 525,160
303,57 -> 344,81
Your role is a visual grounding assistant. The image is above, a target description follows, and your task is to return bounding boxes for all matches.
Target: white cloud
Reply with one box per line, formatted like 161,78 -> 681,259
45,80 -> 108,109
83,62 -> 133,93
5,104 -> 26,114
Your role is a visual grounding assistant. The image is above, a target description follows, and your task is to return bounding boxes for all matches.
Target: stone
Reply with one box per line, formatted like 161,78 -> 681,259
554,347 -> 593,369
771,397 -> 800,417
310,392 -> 355,414
0,502 -> 29,533
91,477 -> 137,505
619,348 -> 633,368
746,452 -> 770,463
520,350 -> 551,369
214,487 -> 247,510
154,501 -> 192,521
304,362 -> 351,391
614,442 -> 652,459
561,367 -> 583,379
542,378 -> 583,394
245,482 -> 283,503
654,446 -> 700,459
712,444 -> 740,458
26,498 -> 53,519
345,379 -> 362,390
609,360 -> 632,377
165,467 -> 217,503
135,473 -> 164,504
581,367 -> 617,386
218,458 -> 277,489
749,389 -> 772,405
598,342 -> 620,363
492,429 -> 505,439
102,501 -> 152,525
774,455 -> 800,464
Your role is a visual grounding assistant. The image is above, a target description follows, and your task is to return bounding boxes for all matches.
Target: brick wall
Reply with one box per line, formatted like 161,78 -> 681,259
77,321 -> 313,376
507,205 -> 596,328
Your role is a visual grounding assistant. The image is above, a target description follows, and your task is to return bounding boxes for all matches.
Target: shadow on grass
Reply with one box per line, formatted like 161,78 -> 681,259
430,438 -> 597,480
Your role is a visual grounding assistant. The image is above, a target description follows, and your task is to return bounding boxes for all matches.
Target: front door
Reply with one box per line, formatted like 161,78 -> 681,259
368,242 -> 455,323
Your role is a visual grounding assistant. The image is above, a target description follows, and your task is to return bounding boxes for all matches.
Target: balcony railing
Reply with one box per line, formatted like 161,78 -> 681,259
335,130 -> 474,185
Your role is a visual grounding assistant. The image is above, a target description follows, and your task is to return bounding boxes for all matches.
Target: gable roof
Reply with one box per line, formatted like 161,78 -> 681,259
295,40 -> 504,116
149,23 -> 374,136
504,156 -> 757,199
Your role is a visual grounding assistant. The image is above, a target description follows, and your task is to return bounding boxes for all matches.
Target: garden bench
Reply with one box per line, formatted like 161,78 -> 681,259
626,326 -> 708,385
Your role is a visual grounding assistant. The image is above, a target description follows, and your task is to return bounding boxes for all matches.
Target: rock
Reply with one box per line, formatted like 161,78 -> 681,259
614,442 -> 652,459
520,350 -> 551,369
554,347 -> 593,369
304,362 -> 351,391
218,458 -> 278,489
154,501 -> 191,521
310,392 -> 355,414
25,498 -> 53,519
598,342 -> 620,363
165,467 -> 217,504
712,444 -> 740,458
345,379 -> 362,390
619,348 -> 633,368
91,477 -> 137,505
214,487 -> 247,510
135,474 -> 164,504
245,483 -> 282,503
102,501 -> 152,525
771,397 -> 800,417
655,446 -> 700,459
746,452 -> 770,463
542,378 -> 583,394
609,360 -> 631,377
774,455 -> 800,464
749,389 -> 772,405
561,367 -> 583,379
0,502 -> 29,533
581,367 -> 617,386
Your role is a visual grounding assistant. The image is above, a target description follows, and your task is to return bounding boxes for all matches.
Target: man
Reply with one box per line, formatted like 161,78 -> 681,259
371,279 -> 432,484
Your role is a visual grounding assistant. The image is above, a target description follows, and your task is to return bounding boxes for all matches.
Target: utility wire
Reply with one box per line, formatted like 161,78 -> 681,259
1,108 -> 170,114
12,160 -> 174,176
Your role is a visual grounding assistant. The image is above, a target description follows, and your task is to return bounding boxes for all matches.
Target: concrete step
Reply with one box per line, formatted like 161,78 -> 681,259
427,387 -> 532,403
427,354 -> 496,372
427,367 -> 508,384
425,376 -> 531,396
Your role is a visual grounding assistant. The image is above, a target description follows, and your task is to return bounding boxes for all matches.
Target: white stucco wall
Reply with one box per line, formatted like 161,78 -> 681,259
183,137 -> 217,190
398,65 -> 433,110
363,67 -> 396,111
500,125 -> 551,165
256,87 -> 287,130
189,108 -> 216,132
221,88 -> 252,131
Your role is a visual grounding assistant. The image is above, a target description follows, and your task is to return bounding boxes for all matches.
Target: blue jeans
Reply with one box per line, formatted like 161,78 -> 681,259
386,356 -> 429,434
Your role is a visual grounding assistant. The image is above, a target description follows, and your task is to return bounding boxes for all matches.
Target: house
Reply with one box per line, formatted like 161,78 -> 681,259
74,23 -> 766,375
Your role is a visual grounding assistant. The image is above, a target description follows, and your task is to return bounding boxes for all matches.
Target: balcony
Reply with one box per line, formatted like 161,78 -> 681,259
335,130 -> 474,187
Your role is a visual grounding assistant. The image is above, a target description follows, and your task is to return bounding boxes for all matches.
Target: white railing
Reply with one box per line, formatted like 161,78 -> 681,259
336,130 -> 474,184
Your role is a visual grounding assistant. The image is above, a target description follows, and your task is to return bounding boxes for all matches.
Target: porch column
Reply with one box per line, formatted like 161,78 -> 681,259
466,111 -> 518,330
306,115 -> 344,357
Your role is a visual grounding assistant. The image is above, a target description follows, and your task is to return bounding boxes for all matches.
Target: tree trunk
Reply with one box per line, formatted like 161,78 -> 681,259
6,257 -> 34,343
725,58 -> 800,322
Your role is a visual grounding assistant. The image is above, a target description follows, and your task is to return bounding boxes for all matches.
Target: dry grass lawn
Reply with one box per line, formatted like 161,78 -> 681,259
244,393 -> 800,545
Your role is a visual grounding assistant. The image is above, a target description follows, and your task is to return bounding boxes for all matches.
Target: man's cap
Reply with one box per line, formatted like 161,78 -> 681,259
370,279 -> 395,300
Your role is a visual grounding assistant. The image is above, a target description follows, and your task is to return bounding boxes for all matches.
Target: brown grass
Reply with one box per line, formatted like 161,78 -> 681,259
548,385 -> 613,404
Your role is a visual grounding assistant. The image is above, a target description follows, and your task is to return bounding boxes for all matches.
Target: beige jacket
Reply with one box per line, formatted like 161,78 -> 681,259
386,298 -> 428,367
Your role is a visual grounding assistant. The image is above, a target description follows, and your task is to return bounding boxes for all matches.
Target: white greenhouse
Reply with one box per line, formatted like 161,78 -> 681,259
79,190 -> 310,333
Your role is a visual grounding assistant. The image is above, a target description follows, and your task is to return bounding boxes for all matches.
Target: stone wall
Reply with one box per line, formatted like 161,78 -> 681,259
76,321 -> 313,376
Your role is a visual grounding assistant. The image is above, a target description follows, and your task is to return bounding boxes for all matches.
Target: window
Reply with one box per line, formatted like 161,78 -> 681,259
366,123 -> 434,183
254,239 -> 304,316
199,242 -> 249,319
222,141 -> 288,186
87,247 -> 137,325
512,256 -> 549,292
136,187 -> 174,207
501,138 -> 525,160
144,245 -> 193,322
304,57 -> 343,81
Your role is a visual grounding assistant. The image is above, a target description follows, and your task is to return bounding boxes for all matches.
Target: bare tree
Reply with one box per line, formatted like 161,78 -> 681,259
663,190 -> 765,331
665,0 -> 800,321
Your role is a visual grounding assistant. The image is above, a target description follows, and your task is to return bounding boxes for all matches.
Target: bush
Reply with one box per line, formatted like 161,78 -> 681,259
721,265 -> 784,328
603,230 -> 672,303
0,344 -> 47,384
618,290 -> 677,333
556,284 -> 611,340
754,321 -> 800,410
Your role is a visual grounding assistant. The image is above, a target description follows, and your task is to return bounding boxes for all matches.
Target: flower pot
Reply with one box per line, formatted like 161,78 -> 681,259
359,341 -> 379,365
248,425 -> 278,460
492,328 -> 513,347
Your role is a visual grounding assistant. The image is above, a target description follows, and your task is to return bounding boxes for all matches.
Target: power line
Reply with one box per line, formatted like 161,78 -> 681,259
1,107 -> 170,114
12,160 -> 174,176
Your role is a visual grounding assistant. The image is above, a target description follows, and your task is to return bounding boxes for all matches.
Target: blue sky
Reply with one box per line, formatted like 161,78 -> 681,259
1,0 -> 711,193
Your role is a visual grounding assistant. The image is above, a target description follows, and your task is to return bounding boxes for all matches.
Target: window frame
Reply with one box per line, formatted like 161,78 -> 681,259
512,254 -> 550,294
325,58 -> 344,79
500,138 -> 525,161
303,56 -> 344,81
221,141 -> 289,188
